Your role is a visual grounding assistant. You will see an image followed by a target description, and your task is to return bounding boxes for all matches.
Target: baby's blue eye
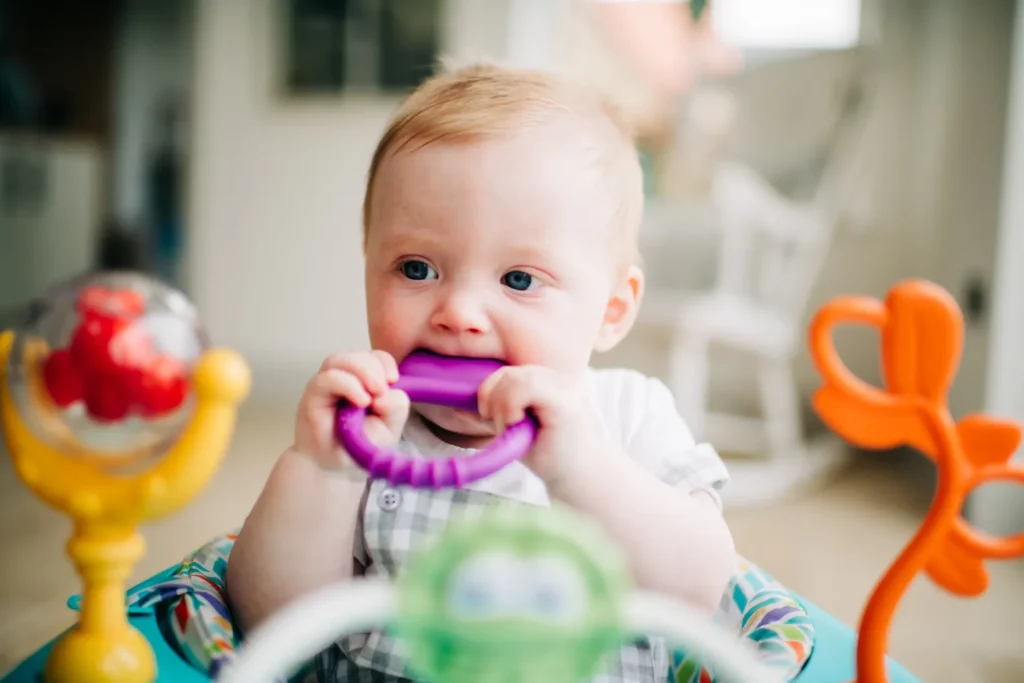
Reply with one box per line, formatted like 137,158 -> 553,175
401,260 -> 437,281
502,270 -> 535,291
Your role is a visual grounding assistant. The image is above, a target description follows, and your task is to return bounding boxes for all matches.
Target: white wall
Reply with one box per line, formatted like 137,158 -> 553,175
186,0 -> 525,404
971,0 -> 1024,537
916,0 -> 1015,421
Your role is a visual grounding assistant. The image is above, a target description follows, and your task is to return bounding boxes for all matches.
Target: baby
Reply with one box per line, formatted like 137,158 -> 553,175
226,63 -> 736,682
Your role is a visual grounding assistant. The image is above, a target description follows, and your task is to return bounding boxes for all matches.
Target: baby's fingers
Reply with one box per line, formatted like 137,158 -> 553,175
367,389 -> 410,445
373,389 -> 410,430
478,369 -> 532,432
371,350 -> 400,384
320,352 -> 390,396
309,368 -> 372,408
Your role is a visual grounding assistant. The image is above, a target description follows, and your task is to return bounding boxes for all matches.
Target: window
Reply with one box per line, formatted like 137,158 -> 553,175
282,0 -> 442,95
711,0 -> 861,50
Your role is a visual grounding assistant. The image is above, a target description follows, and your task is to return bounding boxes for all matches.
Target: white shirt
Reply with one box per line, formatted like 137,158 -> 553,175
353,367 -> 729,566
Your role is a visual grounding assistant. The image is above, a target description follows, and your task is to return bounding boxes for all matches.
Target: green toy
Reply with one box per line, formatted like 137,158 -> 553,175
218,505 -> 778,683
395,505 -> 630,683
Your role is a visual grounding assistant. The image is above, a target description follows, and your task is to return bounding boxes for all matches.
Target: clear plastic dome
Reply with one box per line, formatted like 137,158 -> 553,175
6,271 -> 208,473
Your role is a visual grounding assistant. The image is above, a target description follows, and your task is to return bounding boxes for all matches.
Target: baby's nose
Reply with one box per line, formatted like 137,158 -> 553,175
431,291 -> 490,335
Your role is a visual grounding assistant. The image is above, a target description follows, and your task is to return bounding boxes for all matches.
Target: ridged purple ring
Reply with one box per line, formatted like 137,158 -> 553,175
334,350 -> 537,489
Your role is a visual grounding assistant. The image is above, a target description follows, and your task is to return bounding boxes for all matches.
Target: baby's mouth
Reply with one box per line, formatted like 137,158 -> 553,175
413,404 -> 497,447
411,346 -> 506,364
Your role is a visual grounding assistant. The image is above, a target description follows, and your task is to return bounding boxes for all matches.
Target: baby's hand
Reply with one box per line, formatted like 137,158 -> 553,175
477,366 -> 599,485
293,350 -> 410,469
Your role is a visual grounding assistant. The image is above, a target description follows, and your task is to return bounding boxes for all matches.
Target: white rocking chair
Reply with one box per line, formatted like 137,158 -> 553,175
638,51 -> 876,507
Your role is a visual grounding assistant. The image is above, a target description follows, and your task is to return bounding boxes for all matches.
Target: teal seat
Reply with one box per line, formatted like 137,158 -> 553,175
1,540 -> 920,683
2,580 -> 921,683
794,599 -> 918,682
1,603 -> 921,683
2,617 -> 208,683
1,569 -> 208,683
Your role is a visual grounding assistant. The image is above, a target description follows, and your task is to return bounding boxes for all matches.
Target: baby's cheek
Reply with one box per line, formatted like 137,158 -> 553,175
503,318 -> 585,371
544,303 -> 610,369
367,302 -> 415,356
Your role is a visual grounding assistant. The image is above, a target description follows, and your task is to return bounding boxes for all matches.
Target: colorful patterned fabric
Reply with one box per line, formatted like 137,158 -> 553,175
122,530 -> 317,683
117,534 -> 813,683
128,531 -> 239,678
670,557 -> 815,682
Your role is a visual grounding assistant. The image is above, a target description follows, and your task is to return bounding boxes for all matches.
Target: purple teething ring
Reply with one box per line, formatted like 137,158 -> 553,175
334,350 -> 538,489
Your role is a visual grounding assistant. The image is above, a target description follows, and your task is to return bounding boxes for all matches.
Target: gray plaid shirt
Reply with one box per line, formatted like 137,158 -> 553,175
315,369 -> 729,683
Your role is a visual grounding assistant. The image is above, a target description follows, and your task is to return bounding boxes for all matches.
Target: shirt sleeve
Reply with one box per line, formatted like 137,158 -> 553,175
620,373 -> 730,506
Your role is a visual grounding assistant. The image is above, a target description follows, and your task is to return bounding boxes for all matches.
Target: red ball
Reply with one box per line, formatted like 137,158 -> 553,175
77,286 -> 146,320
132,355 -> 189,418
109,321 -> 156,370
83,374 -> 131,423
42,349 -> 83,408
69,314 -> 129,377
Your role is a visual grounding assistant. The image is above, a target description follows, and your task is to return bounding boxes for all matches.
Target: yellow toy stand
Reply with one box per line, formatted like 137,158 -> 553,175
0,272 -> 250,683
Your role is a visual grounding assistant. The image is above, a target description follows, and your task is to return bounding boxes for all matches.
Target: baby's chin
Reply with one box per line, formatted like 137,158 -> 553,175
413,404 -> 497,440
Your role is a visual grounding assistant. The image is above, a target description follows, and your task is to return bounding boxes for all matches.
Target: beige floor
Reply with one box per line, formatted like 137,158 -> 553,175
2,403 -> 1022,681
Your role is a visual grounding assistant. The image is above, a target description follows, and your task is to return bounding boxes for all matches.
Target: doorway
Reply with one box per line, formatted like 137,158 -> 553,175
0,0 -> 196,310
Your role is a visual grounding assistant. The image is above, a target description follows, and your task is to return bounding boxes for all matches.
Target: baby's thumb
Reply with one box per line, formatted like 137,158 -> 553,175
368,389 -> 410,445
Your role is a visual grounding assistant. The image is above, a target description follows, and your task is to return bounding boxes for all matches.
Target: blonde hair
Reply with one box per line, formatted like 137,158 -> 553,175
362,62 -> 644,263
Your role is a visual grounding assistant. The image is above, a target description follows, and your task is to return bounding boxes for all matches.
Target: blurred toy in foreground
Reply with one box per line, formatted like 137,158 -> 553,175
0,271 -> 251,683
217,505 -> 780,683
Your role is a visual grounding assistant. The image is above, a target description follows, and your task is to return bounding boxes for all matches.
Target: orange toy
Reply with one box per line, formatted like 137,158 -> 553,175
808,279 -> 1024,683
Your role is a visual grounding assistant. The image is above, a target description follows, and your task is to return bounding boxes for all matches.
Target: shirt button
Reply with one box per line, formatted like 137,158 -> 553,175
377,487 -> 402,511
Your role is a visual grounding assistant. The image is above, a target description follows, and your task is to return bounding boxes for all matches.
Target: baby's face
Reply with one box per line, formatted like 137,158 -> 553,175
364,123 -> 634,436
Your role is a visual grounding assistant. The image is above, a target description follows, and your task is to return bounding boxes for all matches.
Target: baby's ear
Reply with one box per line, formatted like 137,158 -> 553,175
595,265 -> 644,352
